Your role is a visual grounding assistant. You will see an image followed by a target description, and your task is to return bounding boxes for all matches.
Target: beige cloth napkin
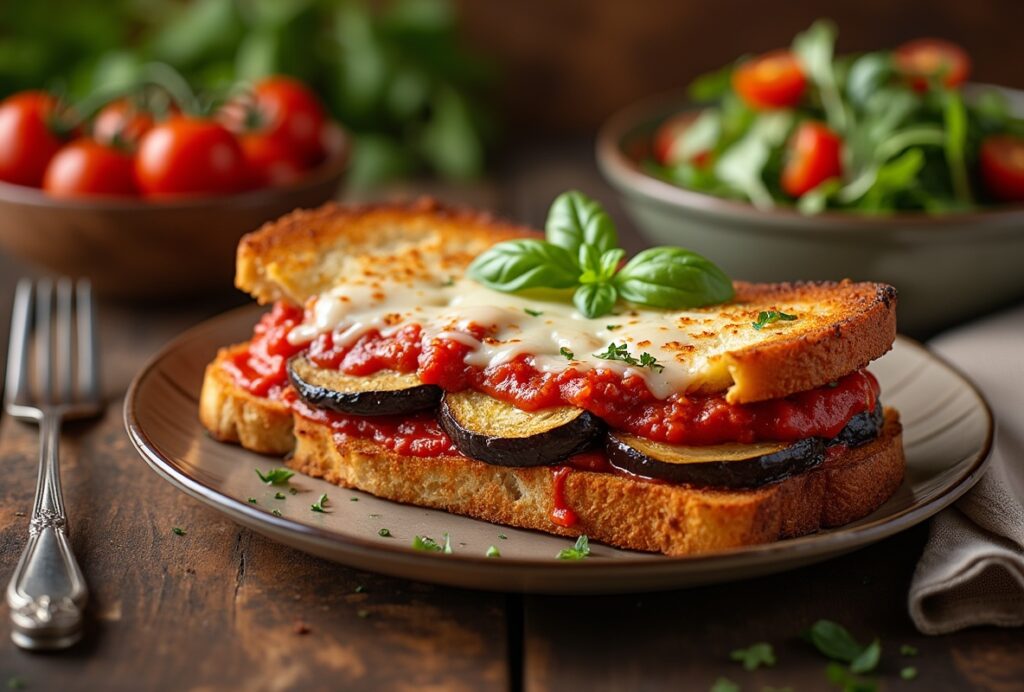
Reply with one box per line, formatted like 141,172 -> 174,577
908,305 -> 1024,635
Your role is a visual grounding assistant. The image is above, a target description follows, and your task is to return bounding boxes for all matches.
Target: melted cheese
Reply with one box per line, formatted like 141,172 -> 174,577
287,271 -> 815,400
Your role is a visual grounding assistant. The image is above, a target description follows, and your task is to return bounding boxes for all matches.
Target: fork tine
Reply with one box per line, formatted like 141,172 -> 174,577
75,279 -> 99,403
4,279 -> 33,409
56,278 -> 73,403
34,279 -> 53,406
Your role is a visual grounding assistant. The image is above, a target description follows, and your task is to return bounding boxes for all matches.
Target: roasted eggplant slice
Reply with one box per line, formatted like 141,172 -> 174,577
829,403 -> 884,448
606,434 -> 826,488
439,390 -> 603,467
288,356 -> 442,416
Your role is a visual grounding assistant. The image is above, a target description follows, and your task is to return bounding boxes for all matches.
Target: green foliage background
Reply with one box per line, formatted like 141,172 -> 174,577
0,0 -> 496,185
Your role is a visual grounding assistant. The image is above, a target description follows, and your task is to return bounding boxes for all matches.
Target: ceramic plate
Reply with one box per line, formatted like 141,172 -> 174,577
125,306 -> 993,594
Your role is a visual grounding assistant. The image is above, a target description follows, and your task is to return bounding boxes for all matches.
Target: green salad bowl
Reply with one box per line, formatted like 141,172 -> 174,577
596,86 -> 1024,335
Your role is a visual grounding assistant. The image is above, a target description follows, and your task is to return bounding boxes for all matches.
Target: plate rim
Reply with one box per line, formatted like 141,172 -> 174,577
124,304 -> 995,575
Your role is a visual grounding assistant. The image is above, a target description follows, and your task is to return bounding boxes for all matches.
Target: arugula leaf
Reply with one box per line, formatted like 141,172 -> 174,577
574,282 -> 618,318
714,111 -> 793,208
944,89 -> 971,202
688,64 -> 734,103
545,190 -> 618,256
845,52 -> 893,108
556,534 -> 590,560
615,247 -> 734,308
730,642 -> 776,670
255,467 -> 294,485
677,109 -> 722,161
468,239 -> 580,291
825,662 -> 877,692
793,19 -> 848,132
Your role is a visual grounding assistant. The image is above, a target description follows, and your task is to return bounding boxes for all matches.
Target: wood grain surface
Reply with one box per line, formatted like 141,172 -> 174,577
0,141 -> 1020,691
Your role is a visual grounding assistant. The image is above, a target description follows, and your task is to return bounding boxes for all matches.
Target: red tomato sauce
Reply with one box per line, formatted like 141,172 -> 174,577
228,302 -> 879,447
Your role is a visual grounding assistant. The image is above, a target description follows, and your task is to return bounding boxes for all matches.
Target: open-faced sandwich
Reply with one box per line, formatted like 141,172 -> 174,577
200,192 -> 904,556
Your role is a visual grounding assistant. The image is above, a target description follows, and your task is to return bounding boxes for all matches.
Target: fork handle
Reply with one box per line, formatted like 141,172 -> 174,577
6,413 -> 87,650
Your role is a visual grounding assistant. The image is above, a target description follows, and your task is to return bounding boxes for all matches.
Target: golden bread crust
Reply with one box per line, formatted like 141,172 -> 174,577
198,343 -> 295,455
236,198 -> 538,305
725,280 -> 898,402
286,410 -> 903,556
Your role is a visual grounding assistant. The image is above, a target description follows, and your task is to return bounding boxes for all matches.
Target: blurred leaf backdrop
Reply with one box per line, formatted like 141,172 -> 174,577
0,0 -> 496,185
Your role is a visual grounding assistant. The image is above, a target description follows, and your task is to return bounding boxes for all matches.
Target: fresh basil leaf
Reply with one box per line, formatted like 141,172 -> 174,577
545,190 -> 618,256
846,52 -> 893,108
598,248 -> 625,281
578,243 -> 602,283
688,64 -> 733,103
808,620 -> 865,663
468,240 -> 580,291
615,248 -> 734,308
849,639 -> 881,674
943,89 -> 971,203
573,283 -> 618,319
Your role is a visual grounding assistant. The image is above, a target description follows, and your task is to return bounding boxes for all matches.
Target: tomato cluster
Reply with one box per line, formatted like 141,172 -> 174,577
0,76 -> 345,199
654,37 -> 1024,204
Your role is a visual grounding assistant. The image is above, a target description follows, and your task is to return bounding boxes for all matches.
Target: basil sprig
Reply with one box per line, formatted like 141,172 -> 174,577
468,190 -> 734,318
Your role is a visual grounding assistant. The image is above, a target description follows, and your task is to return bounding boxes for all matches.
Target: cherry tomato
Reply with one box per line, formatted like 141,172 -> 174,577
42,138 -> 137,198
781,121 -> 843,198
979,135 -> 1024,202
894,39 -> 971,91
239,133 -> 305,187
653,112 -> 712,167
732,50 -> 807,110
221,76 -> 327,164
135,117 -> 248,197
92,100 -> 156,148
0,91 -> 65,187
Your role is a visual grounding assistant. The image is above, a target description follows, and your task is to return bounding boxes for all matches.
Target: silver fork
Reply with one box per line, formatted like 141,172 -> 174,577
4,278 -> 102,650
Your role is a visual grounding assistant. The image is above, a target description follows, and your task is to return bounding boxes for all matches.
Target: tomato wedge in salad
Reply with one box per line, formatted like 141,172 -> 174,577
781,121 -> 843,198
732,50 -> 807,110
894,38 -> 971,91
979,135 -> 1024,202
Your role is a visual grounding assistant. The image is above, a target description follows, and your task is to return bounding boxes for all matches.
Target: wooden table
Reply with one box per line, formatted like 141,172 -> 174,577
0,142 -> 1020,692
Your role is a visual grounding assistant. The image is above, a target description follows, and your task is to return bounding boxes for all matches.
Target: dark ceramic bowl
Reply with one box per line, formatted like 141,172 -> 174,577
596,86 -> 1024,334
0,153 -> 347,300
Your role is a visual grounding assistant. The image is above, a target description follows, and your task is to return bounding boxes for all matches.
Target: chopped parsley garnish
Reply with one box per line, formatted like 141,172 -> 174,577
559,346 -> 575,360
556,535 -> 590,560
412,535 -> 442,552
441,277 -> 455,287
498,534 -> 507,540
901,667 -> 918,680
900,644 -> 918,657
247,497 -> 258,504
378,528 -> 392,537
310,493 -> 329,513
730,642 -> 776,670
272,509 -> 282,517
369,513 -> 382,518
289,487 -> 298,495
595,343 -> 663,372
171,527 -> 186,536
274,492 -> 286,500
255,467 -> 295,485
606,324 -> 621,331
349,497 -> 359,502
442,532 -> 453,554
486,545 -> 501,558
524,308 -> 543,317
752,310 -> 798,330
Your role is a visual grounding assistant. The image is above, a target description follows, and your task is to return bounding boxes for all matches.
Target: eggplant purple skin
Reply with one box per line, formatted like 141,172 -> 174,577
606,401 -> 886,488
438,395 -> 605,467
287,358 -> 442,416
606,435 -> 826,488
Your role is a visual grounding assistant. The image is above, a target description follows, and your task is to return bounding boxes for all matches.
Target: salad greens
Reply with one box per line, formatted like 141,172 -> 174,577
469,190 -> 733,318
648,20 -> 1024,213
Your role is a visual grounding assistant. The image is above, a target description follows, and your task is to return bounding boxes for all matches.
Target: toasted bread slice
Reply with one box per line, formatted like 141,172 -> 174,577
232,200 -> 896,403
199,344 -> 905,555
